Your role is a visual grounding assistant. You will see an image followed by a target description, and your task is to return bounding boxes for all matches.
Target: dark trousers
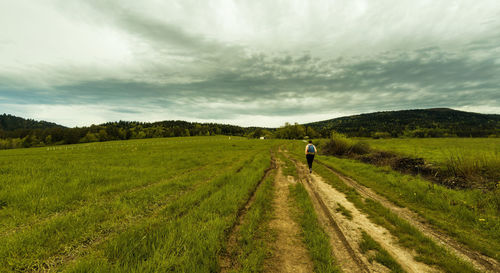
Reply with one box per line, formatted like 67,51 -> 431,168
306,154 -> 315,169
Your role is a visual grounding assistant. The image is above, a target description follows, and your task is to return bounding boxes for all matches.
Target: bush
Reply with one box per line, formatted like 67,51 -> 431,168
351,141 -> 371,155
444,152 -> 500,190
322,132 -> 371,156
371,132 -> 392,139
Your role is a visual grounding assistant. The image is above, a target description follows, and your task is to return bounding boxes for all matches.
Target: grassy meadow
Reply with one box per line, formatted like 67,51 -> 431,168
364,137 -> 500,164
1,135 -> 499,272
0,136 -> 280,272
365,137 -> 500,189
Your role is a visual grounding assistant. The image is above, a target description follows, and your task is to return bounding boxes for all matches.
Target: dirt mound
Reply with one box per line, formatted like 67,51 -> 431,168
357,150 -> 397,165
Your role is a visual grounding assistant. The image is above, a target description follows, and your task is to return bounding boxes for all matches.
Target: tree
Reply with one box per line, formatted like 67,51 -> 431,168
306,126 -> 319,139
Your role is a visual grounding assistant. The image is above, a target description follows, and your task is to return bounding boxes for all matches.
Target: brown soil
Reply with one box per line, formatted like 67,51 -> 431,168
289,155 -> 440,273
316,160 -> 500,273
264,161 -> 314,273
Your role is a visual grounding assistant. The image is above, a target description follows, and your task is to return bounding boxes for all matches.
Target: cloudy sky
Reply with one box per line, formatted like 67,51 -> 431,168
1,0 -> 499,127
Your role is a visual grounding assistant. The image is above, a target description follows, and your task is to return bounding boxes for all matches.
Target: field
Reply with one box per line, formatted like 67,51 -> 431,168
363,137 -> 500,190
364,137 -> 500,164
0,136 -> 279,272
1,136 -> 499,272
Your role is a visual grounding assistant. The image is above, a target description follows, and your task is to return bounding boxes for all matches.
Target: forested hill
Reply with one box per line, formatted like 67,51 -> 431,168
305,108 -> 500,137
0,114 -> 64,131
0,115 -> 250,149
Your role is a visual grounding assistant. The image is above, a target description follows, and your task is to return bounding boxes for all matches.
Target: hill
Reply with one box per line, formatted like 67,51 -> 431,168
0,113 -> 64,131
305,108 -> 500,137
0,116 -> 250,149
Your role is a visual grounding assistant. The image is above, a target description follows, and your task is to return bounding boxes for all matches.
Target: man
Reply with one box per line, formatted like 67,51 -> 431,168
305,140 -> 317,173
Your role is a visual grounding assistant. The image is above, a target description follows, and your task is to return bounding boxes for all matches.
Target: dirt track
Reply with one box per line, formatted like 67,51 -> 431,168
288,154 -> 439,273
264,162 -> 314,273
220,155 -> 315,273
220,150 -> 498,273
315,160 -> 500,273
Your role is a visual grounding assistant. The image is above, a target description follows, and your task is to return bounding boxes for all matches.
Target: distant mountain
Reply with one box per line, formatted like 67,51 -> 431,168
0,114 -> 65,131
305,108 -> 500,137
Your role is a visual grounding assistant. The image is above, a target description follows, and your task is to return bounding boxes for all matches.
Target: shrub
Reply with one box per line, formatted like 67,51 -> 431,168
371,132 -> 392,139
322,132 -> 371,156
444,152 -> 500,190
351,141 -> 371,155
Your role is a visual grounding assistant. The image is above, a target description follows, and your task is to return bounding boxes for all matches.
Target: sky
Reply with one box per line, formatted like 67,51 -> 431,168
1,0 -> 499,127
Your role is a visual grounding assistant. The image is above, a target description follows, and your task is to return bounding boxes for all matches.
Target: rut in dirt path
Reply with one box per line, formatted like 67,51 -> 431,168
264,162 -> 314,273
287,153 -> 439,273
219,155 -> 276,272
316,160 -> 500,273
298,170 -> 370,273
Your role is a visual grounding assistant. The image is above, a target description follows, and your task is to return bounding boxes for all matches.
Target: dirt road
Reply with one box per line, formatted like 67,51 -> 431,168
221,150 -> 497,273
288,154 -> 439,273
315,160 -> 500,273
264,161 -> 314,273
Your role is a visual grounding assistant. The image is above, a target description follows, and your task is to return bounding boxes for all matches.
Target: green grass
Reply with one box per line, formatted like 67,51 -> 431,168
335,203 -> 353,220
280,153 -> 340,273
317,155 -> 499,262
0,136 -> 282,272
229,170 -> 276,273
364,138 -> 500,164
359,231 -> 405,273
285,142 -> 479,273
288,140 -> 500,262
66,150 -> 272,272
365,138 -> 500,188
277,151 -> 298,178
289,183 -> 341,273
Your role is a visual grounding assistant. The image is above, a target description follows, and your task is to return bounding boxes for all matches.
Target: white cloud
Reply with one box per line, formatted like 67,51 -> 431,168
0,0 -> 134,87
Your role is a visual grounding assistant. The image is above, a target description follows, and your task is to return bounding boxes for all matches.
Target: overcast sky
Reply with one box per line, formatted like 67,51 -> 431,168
1,0 -> 499,127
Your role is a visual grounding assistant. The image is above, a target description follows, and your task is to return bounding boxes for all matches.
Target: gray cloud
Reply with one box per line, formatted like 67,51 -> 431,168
1,0 -> 499,126
3,40 -> 497,123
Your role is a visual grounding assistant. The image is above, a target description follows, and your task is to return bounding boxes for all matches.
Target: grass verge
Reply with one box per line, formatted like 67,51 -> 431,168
285,146 -> 478,273
316,154 -> 500,262
359,231 -> 405,273
277,151 -> 298,178
230,170 -> 276,273
289,182 -> 341,273
335,203 -> 353,220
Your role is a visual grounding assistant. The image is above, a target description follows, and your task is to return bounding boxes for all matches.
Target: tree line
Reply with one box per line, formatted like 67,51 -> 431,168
0,120 -> 328,150
0,120 -> 248,149
2,108 -> 499,150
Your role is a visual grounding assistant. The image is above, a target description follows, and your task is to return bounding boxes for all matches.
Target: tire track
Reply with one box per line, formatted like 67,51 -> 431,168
316,159 -> 500,273
302,171 -> 370,273
219,152 -> 276,272
264,156 -> 314,273
0,153 -> 243,238
23,155 -> 257,272
286,152 -> 438,273
287,155 -> 370,273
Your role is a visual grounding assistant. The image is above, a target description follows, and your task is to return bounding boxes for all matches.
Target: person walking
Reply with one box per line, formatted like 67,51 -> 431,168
305,140 -> 317,173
